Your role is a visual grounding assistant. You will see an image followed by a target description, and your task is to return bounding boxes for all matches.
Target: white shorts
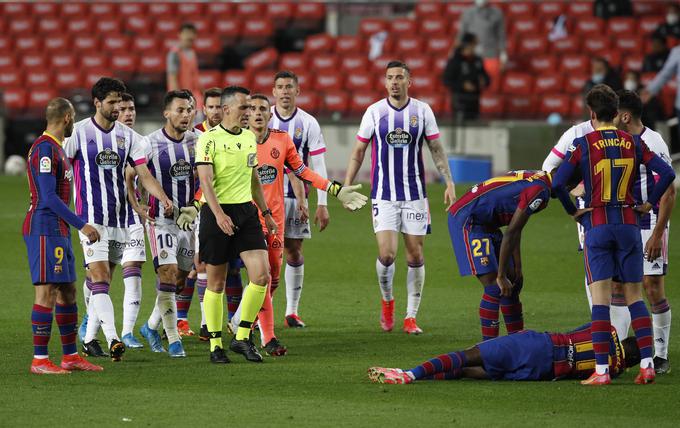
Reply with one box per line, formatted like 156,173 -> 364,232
642,227 -> 669,276
79,225 -> 128,266
147,220 -> 195,272
121,222 -> 147,265
284,197 -> 311,239
372,198 -> 430,235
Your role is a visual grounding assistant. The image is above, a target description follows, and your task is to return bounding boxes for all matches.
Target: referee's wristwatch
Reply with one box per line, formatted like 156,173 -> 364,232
261,208 -> 273,217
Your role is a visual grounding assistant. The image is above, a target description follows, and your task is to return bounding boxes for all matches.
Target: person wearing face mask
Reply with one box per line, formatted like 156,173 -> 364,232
643,34 -> 670,73
457,0 -> 506,84
443,33 -> 490,121
583,57 -> 622,95
623,71 -> 663,128
655,3 -> 680,40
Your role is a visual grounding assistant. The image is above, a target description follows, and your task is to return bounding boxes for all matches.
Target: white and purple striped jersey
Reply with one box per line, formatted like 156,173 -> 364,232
64,117 -> 146,227
143,128 -> 197,219
542,120 -> 594,172
269,106 -> 327,199
635,127 -> 672,230
356,97 -> 439,201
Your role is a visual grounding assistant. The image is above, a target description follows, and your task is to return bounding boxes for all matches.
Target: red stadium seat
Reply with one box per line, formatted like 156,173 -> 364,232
223,70 -> 252,88
640,16 -> 664,35
14,36 -> 41,52
83,68 -> 110,87
178,3 -> 205,15
512,18 -> 540,35
44,36 -> 70,51
534,74 -> 564,94
582,37 -> 610,55
529,55 -> 558,73
340,54 -> 369,73
305,33 -> 335,53
8,18 -> 34,36
411,74 -> 439,92
156,18 -> 181,36
244,47 -> 279,70
502,73 -> 533,95
633,2 -> 664,16
2,88 -> 27,112
54,69 -> 84,91
251,71 -> 274,94
310,54 -> 339,72
539,94 -> 571,117
322,91 -> 350,114
479,95 -> 505,118
138,54 -> 165,74
551,36 -> 581,54
561,54 -> 589,73
80,53 -> 109,69
568,2 -> 594,17
574,17 -> 603,35
98,18 -> 121,34
415,2 -> 444,19
359,18 -> 389,37
349,91 -> 380,115
506,97 -> 537,118
199,71 -> 222,90
335,36 -> 365,54
90,2 -> 115,16
131,36 -> 160,53
506,2 -> 535,18
517,36 -> 548,56
28,88 -> 57,109
60,2 -> 87,17
536,2 -> 566,19
564,74 -> 589,94
614,36 -> 643,55
0,37 -> 12,51
402,54 -> 431,76
570,96 -> 585,119
242,18 -> 274,46
0,53 -> 14,69
623,55 -> 644,72
118,3 -> 146,16
50,54 -> 78,69
190,17 -> 213,34
66,18 -> 93,35
314,72 -> 343,92
393,36 -> 424,55
295,3 -> 326,23
267,2 -> 294,28
213,19 -> 241,40
148,2 -> 175,16
206,3 -> 233,15
371,55 -> 393,73
391,18 -> 417,34
295,72 -> 311,88
279,53 -> 308,73
110,54 -> 138,74
20,53 -> 47,69
600,51 -> 621,68
194,36 -> 223,55
420,18 -> 448,36
295,92 -> 320,113
126,16 -> 151,35
608,17 -> 636,36
102,35 -> 130,52
415,91 -> 446,114
72,35 -> 100,52
0,69 -> 22,87
345,72 -> 374,91
2,2 -> 28,16
426,36 -> 453,56
37,17 -> 61,34
236,2 -> 265,17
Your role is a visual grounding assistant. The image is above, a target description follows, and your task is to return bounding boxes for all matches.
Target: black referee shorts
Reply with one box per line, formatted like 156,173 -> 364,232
199,202 -> 267,265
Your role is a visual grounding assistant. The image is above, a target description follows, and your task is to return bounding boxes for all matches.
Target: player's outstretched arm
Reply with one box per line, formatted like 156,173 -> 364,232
251,169 -> 277,235
425,138 -> 456,207
134,163 -> 173,216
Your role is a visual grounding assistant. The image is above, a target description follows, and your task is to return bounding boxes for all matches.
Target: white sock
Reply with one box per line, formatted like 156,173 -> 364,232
84,298 -> 101,343
83,279 -> 91,309
641,357 -> 654,369
595,364 -> 609,375
406,263 -> 425,318
652,309 -> 672,359
376,258 -> 395,301
90,283 -> 119,345
231,282 -> 246,328
148,299 -> 162,330
157,291 -> 180,344
285,261 -> 304,315
197,272 -> 207,325
610,305 -> 631,340
121,268 -> 142,336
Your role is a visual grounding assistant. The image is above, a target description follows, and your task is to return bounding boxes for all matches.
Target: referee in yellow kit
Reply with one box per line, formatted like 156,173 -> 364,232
185,86 -> 277,363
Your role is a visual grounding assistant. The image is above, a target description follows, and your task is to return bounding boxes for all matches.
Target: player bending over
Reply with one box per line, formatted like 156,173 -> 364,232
552,84 -> 675,385
448,170 -> 558,341
24,98 -> 103,374
368,323 -> 638,384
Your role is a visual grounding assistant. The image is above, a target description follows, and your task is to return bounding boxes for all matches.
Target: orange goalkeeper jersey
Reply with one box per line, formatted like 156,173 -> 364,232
256,129 -> 330,231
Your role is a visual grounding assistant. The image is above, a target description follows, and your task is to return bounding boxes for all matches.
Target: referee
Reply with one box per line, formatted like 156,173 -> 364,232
194,86 -> 277,363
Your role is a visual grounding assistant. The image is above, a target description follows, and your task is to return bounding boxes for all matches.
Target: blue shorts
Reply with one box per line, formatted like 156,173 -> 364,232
23,235 -> 77,285
448,213 -> 502,277
477,330 -> 554,380
583,224 -> 643,284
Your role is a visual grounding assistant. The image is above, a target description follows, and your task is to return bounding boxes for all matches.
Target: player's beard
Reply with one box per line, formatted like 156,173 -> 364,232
103,108 -> 119,123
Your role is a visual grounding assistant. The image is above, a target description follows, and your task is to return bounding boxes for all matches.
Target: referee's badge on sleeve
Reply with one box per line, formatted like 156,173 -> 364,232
247,153 -> 257,168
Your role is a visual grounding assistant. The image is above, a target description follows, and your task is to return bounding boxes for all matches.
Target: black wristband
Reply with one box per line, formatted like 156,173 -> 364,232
261,208 -> 272,217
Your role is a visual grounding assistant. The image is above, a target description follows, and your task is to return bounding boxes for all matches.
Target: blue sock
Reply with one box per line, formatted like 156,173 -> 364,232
591,305 -> 611,367
409,351 -> 467,380
628,300 -> 654,360
479,284 -> 501,340
32,304 -> 53,358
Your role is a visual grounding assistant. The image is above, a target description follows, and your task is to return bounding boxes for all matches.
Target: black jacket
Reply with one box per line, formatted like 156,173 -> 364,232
442,48 -> 490,95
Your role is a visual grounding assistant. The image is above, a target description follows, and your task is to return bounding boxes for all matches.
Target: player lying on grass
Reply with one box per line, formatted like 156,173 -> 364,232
368,323 -> 639,384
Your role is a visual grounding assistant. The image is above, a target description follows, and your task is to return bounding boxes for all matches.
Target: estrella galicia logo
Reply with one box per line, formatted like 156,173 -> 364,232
169,159 -> 192,180
95,148 -> 121,169
257,164 -> 277,185
385,128 -> 412,148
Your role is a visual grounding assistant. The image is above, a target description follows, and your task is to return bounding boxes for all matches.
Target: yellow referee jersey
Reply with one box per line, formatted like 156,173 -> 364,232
195,125 -> 258,204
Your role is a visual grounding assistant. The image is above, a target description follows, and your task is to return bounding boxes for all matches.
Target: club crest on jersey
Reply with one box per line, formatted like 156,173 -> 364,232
270,148 -> 280,159
386,128 -> 412,148
116,136 -> 126,149
95,148 -> 121,169
294,127 -> 303,139
39,156 -> 51,173
160,250 -> 168,259
86,248 -> 94,257
247,153 -> 257,168
169,159 -> 192,181
410,115 -> 418,127
54,264 -> 62,273
257,164 -> 277,184
480,257 -> 489,266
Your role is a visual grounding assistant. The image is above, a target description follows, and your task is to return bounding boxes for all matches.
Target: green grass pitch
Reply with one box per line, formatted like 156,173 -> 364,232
1,176 -> 679,427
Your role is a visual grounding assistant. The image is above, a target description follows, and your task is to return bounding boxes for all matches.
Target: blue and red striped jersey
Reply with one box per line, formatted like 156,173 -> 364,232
550,323 -> 625,379
448,170 -> 552,228
22,133 -> 81,236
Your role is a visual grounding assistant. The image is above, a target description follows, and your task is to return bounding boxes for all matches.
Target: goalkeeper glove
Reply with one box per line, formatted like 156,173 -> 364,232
176,200 -> 200,231
327,181 -> 368,211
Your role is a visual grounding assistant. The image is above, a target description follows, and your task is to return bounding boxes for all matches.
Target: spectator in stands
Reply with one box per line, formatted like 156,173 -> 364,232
593,0 -> 632,19
654,3 -> 680,40
457,0 -> 506,82
642,43 -> 680,148
643,34 -> 670,73
443,33 -> 490,121
583,57 -> 622,95
167,23 -> 203,109
624,71 -> 663,128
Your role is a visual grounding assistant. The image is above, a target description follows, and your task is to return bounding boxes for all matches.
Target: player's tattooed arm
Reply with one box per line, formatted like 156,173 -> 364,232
125,165 -> 153,224
426,138 -> 456,206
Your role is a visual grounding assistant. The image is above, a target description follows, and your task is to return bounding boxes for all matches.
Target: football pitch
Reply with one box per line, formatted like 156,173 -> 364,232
1,176 -> 679,427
